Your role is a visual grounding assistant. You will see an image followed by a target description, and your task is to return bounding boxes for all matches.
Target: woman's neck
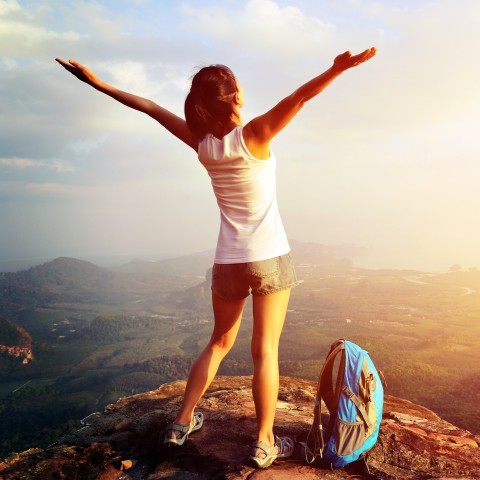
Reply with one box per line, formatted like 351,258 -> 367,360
214,118 -> 242,139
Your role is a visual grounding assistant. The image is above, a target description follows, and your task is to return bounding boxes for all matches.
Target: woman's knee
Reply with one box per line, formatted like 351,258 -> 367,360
209,332 -> 236,354
251,342 -> 278,364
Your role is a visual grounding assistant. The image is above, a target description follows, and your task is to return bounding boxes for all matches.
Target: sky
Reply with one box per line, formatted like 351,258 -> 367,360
1,0 -> 480,272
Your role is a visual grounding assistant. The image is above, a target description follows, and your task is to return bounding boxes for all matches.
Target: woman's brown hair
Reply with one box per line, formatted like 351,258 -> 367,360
184,65 -> 238,139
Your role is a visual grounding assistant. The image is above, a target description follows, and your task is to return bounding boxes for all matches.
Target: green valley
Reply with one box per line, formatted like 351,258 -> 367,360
1,244 -> 479,458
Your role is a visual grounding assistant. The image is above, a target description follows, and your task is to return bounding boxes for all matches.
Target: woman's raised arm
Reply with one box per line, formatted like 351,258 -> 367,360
55,58 -> 198,151
242,48 -> 376,158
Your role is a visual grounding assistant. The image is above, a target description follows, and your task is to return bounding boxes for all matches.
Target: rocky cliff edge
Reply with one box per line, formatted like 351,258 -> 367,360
1,376 -> 479,479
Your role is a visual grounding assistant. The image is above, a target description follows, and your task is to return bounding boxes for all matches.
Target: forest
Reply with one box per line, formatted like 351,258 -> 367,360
0,252 -> 479,458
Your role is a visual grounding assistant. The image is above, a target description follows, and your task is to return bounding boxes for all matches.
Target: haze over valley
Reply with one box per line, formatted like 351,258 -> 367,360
1,241 -> 479,457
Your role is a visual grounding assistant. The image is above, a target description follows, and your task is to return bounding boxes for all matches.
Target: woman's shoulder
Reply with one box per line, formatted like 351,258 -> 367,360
241,123 -> 270,160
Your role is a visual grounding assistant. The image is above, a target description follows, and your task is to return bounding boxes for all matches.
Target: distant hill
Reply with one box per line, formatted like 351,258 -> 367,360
0,243 -> 366,311
0,257 -> 158,307
112,250 -> 213,278
113,240 -> 362,275
0,253 -> 218,319
289,239 -> 368,267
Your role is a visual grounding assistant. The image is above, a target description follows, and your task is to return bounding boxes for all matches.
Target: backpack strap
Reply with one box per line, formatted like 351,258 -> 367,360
302,397 -> 324,464
304,340 -> 346,464
341,385 -> 373,430
321,342 -> 346,443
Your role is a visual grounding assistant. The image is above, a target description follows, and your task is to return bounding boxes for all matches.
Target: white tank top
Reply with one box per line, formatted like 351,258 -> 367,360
198,126 -> 290,264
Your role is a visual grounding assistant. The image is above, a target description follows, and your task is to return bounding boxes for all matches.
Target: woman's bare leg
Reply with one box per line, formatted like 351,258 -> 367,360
251,288 -> 291,447
174,292 -> 246,425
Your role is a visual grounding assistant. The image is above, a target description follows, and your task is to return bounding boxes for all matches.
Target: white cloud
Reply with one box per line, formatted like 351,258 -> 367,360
0,1 -> 88,58
23,182 -> 77,194
0,0 -> 21,16
0,157 -> 37,168
0,157 -> 74,172
181,0 -> 336,58
0,57 -> 17,69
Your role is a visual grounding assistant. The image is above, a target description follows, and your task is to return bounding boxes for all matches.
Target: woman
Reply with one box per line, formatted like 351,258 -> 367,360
56,46 -> 376,468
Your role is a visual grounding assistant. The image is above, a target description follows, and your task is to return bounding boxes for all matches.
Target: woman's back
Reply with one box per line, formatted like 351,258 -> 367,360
198,126 -> 289,264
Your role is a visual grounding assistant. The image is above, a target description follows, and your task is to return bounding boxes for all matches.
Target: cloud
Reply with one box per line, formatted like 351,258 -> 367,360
0,157 -> 74,172
0,0 -> 88,60
22,181 -> 79,195
0,180 -> 95,199
181,0 -> 336,58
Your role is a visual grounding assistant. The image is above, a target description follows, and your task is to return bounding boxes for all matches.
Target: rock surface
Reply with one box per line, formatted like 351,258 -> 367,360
1,376 -> 479,479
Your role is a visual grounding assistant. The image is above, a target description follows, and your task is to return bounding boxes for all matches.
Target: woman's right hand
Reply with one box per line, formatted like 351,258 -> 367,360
55,58 -> 101,87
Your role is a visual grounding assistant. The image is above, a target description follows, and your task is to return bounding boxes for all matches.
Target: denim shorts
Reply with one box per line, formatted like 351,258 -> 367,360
211,252 -> 302,301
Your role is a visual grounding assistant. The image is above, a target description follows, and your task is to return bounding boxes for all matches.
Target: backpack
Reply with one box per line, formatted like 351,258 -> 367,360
302,339 -> 384,468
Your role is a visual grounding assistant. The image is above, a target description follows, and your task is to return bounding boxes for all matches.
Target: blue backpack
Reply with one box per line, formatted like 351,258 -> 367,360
302,339 -> 384,468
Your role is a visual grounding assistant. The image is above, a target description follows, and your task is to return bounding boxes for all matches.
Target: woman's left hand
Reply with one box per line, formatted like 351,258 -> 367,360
332,48 -> 377,73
